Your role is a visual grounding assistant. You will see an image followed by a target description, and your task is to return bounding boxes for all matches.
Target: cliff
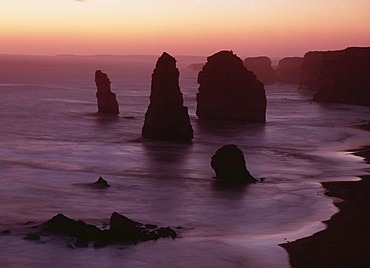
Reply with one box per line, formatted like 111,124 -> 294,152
196,51 -> 266,122
276,57 -> 303,84
299,52 -> 325,91
142,52 -> 194,141
312,47 -> 370,106
243,56 -> 276,84
95,70 -> 119,115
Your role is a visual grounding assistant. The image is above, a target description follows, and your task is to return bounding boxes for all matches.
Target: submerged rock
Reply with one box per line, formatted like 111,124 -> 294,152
211,144 -> 257,183
196,51 -> 266,122
25,212 -> 177,248
243,56 -> 276,84
92,176 -> 110,189
95,70 -> 120,115
142,52 -> 193,141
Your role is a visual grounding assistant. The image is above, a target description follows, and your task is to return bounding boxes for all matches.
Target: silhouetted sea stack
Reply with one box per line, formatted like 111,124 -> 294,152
196,51 -> 266,122
95,70 -> 119,115
243,56 -> 276,84
142,52 -> 194,141
276,57 -> 303,84
312,47 -> 370,106
211,144 -> 257,183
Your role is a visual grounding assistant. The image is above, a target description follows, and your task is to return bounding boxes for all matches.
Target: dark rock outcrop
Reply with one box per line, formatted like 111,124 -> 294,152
299,52 -> 325,92
312,47 -> 370,106
243,56 -> 276,84
95,70 -> 119,115
276,57 -> 303,83
196,51 -> 266,122
25,212 -> 176,248
92,176 -> 110,189
142,52 -> 194,141
211,144 -> 257,183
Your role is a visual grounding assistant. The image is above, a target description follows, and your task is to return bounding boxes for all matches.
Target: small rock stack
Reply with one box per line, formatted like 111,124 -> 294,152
95,70 -> 119,115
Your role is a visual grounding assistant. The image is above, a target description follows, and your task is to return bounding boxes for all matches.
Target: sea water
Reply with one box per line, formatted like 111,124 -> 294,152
0,55 -> 369,267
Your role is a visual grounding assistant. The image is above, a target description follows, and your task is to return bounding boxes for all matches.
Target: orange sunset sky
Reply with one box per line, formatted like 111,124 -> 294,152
1,0 -> 369,57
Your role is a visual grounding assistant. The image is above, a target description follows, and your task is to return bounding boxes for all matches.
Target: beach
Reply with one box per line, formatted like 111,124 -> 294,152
281,144 -> 370,267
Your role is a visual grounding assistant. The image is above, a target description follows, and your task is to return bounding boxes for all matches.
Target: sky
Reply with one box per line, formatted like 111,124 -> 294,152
0,0 -> 369,57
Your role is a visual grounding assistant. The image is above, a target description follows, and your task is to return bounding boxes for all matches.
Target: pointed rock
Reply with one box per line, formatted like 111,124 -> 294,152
142,52 -> 194,141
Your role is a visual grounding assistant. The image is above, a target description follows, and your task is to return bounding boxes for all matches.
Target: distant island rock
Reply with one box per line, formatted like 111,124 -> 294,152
95,70 -> 120,115
142,52 -> 194,141
243,56 -> 276,84
196,51 -> 266,122
211,144 -> 257,183
311,47 -> 370,106
24,212 -> 176,248
276,57 -> 303,84
186,63 -> 205,71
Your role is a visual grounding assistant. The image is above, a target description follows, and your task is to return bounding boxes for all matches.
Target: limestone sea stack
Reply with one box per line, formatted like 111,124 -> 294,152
276,57 -> 303,84
196,51 -> 266,122
142,52 -> 194,141
95,70 -> 119,115
312,47 -> 370,106
211,144 -> 257,183
243,56 -> 276,84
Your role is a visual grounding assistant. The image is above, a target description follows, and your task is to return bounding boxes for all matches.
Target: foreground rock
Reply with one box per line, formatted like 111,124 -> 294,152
276,57 -> 303,83
95,70 -> 120,115
243,56 -> 276,84
142,52 -> 194,141
26,212 -> 176,248
211,144 -> 257,183
196,51 -> 266,122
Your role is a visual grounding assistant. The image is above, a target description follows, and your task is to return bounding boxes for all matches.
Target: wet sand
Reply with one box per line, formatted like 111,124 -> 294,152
281,145 -> 370,267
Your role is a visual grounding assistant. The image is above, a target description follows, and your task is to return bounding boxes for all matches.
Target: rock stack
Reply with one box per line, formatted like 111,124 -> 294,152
196,51 -> 266,122
276,57 -> 303,84
211,144 -> 257,183
142,52 -> 194,141
95,70 -> 119,115
243,56 -> 276,84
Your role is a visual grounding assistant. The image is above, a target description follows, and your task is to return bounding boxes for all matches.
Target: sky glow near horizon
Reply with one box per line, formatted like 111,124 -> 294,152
0,0 -> 369,57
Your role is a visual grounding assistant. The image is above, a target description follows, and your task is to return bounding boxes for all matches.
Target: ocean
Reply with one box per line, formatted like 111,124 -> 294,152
0,54 -> 369,267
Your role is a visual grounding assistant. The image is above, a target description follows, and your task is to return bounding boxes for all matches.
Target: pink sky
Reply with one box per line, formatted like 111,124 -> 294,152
1,0 -> 369,57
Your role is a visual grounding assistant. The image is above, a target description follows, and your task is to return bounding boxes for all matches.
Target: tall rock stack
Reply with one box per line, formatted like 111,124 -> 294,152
243,56 -> 276,84
95,70 -> 119,115
196,51 -> 266,122
142,52 -> 193,141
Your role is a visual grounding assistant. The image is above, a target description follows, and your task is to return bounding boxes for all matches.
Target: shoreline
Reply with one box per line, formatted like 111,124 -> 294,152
281,145 -> 370,267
